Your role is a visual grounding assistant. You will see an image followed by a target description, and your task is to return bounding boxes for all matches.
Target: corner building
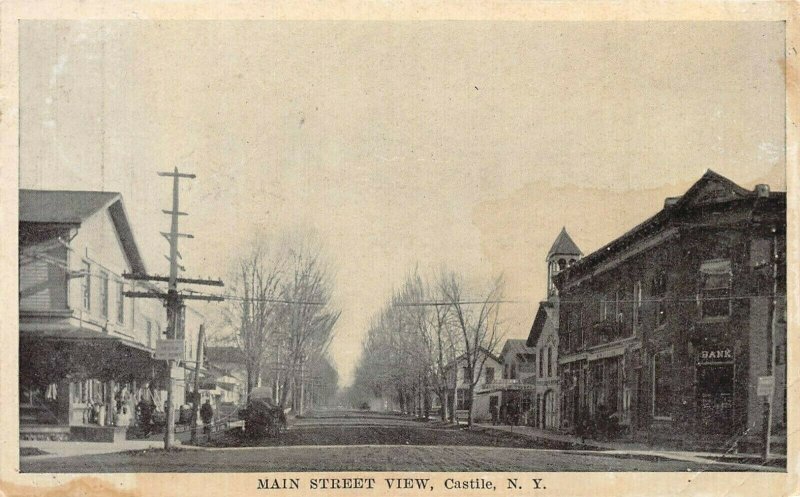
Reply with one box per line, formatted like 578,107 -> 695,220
554,171 -> 786,450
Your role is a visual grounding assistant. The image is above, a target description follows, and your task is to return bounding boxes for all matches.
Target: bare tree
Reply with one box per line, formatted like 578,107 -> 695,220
439,271 -> 505,427
227,245 -> 284,398
274,245 -> 340,410
398,270 -> 458,421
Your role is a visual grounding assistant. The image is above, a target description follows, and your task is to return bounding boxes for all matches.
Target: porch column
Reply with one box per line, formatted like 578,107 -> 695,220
56,379 -> 71,425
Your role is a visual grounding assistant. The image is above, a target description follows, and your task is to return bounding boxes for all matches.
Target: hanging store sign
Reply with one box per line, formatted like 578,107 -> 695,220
155,339 -> 185,361
697,347 -> 733,364
757,376 -> 774,397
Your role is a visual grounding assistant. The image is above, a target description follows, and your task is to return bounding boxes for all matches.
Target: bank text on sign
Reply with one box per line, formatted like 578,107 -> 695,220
155,339 -> 185,361
698,348 -> 733,363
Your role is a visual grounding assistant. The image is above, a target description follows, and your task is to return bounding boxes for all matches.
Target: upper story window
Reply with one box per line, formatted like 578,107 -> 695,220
461,366 -> 470,383
538,348 -> 544,376
516,353 -> 535,375
633,280 -> 643,331
699,259 -> 732,319
485,367 -> 494,384
547,347 -> 553,377
652,270 -> 668,327
116,281 -> 125,324
510,363 -> 517,379
99,271 -> 109,318
81,261 -> 91,310
146,319 -> 153,348
561,309 -> 572,351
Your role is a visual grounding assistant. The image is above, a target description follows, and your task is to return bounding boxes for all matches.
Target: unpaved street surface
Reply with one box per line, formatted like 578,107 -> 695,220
19,411 -> 757,472
202,410 -> 581,449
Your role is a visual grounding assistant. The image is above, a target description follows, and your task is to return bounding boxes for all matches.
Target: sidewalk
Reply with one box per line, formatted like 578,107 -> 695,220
19,426 -> 209,460
19,438 -> 178,460
473,423 -> 785,471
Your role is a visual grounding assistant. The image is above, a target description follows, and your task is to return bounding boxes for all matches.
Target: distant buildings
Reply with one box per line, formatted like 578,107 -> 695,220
444,348 -> 502,422
473,339 -> 536,424
204,346 -> 247,406
554,171 -> 786,449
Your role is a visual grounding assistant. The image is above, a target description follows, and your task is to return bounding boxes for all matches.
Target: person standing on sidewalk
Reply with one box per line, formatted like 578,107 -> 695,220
200,399 -> 214,441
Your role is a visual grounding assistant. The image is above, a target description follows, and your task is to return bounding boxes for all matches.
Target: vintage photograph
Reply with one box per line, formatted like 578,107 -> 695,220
14,19 -> 787,475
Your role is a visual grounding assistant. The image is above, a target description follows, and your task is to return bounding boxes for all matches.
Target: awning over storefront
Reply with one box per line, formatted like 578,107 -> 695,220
560,338 -> 640,365
20,327 -> 165,388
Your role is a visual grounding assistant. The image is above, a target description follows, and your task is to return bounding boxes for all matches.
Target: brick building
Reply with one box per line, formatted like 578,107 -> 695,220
554,171 -> 786,449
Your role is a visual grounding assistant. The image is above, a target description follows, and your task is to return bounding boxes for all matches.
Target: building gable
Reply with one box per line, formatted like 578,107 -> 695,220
674,170 -> 751,209
19,190 -> 146,275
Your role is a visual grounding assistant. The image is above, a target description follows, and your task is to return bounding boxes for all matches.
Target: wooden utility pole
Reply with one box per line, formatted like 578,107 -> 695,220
124,168 -> 224,450
190,324 -> 206,444
162,167 -> 192,450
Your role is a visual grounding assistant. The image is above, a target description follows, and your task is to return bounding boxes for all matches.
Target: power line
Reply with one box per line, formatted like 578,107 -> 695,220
182,289 -> 328,306
395,300 -> 523,307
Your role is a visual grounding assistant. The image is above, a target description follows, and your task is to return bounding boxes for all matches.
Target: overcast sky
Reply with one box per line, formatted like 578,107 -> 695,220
20,21 -> 785,384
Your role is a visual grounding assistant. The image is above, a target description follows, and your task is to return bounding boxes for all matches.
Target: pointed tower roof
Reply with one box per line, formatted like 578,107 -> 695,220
547,227 -> 582,259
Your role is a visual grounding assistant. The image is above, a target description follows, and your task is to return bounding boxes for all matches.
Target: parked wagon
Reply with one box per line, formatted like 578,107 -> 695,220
238,387 -> 287,438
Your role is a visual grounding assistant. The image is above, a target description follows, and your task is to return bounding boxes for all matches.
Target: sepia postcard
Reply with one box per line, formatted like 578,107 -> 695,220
0,1 -> 797,497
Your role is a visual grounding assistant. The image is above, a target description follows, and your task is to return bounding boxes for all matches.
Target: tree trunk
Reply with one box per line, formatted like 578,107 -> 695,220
452,386 -> 458,425
246,365 -> 258,401
279,373 -> 292,408
438,388 -> 448,421
467,385 -> 474,427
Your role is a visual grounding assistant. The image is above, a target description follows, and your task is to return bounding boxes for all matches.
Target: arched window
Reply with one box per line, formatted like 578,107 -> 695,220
558,258 -> 567,271
547,347 -> 553,377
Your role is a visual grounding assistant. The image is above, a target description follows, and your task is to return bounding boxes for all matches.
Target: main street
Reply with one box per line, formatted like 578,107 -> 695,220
20,410 -> 775,472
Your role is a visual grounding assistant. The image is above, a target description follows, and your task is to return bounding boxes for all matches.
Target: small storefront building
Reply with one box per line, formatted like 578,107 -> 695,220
19,190 -> 203,440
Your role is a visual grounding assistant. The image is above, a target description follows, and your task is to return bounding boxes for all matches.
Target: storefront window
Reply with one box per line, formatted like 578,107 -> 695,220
521,393 -> 532,413
652,349 -> 673,419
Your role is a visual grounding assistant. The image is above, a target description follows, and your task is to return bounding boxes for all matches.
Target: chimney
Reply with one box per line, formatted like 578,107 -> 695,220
755,184 -> 770,198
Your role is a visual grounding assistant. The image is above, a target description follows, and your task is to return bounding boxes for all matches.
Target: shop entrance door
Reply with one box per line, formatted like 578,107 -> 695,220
543,390 -> 558,429
696,364 -> 734,434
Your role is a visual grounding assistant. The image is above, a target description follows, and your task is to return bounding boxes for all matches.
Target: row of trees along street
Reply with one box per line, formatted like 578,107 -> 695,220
222,237 -> 341,409
349,269 -> 505,427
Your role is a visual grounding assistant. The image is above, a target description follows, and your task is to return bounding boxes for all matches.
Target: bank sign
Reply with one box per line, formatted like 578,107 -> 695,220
698,348 -> 733,364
